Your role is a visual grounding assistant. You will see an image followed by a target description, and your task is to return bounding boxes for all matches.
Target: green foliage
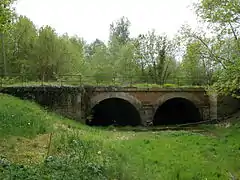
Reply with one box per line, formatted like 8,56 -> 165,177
0,96 -> 240,179
179,40 -> 213,85
195,0 -> 240,25
135,30 -> 178,84
109,16 -> 131,45
5,16 -> 37,75
1,125 -> 240,179
1,1 -> 240,96
0,76 -> 19,85
132,83 -> 162,88
163,83 -> 177,88
178,0 -> 240,97
212,60 -> 240,98
1,15 -> 86,81
1,13 -> 182,87
0,93 -> 52,137
0,151 -> 108,180
0,0 -> 16,32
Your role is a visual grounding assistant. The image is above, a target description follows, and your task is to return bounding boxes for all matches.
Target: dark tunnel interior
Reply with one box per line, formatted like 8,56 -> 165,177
153,98 -> 201,126
87,98 -> 141,127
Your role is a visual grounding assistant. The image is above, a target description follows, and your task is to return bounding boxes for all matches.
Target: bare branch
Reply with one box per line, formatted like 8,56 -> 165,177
228,22 -> 238,41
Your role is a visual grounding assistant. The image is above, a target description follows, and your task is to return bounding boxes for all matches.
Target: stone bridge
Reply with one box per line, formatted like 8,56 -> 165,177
0,86 -> 218,126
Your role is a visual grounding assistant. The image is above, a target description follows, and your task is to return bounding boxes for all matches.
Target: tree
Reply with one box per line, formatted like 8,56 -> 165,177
109,16 -> 131,45
85,38 -> 105,58
180,40 -> 213,85
66,35 -> 85,76
90,45 -> 113,83
0,0 -> 16,75
6,16 -> 38,76
107,17 -> 135,82
191,0 -> 240,97
34,26 -> 59,81
114,41 -> 140,83
0,0 -> 16,32
136,30 -> 177,84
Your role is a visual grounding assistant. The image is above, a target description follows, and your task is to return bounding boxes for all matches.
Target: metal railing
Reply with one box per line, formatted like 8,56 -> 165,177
0,73 -> 210,88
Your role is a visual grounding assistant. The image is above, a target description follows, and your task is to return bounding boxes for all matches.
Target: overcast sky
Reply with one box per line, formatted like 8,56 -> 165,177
14,0 -> 199,43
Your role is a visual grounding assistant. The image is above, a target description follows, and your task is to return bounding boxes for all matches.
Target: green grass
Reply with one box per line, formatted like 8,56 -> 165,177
0,77 -> 204,88
0,94 -> 240,179
0,94 -> 53,138
1,81 -> 204,88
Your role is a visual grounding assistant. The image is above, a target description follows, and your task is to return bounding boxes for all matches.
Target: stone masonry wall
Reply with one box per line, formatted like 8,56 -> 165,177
0,86 -> 84,122
89,87 -> 211,125
0,86 -> 218,125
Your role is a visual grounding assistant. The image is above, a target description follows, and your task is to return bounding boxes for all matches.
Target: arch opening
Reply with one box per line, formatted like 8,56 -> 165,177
153,97 -> 201,126
87,98 -> 141,127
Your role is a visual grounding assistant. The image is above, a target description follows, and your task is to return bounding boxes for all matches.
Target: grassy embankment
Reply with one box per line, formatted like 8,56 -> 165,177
0,93 -> 239,180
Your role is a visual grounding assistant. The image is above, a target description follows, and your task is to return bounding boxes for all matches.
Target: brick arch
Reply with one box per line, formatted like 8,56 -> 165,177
90,92 -> 142,111
154,92 -> 203,111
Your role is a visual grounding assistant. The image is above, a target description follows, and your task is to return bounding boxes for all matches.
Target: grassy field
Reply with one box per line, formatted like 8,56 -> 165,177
0,93 -> 240,180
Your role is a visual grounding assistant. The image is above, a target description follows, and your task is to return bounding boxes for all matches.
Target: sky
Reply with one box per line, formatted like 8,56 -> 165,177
14,0 -> 199,43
